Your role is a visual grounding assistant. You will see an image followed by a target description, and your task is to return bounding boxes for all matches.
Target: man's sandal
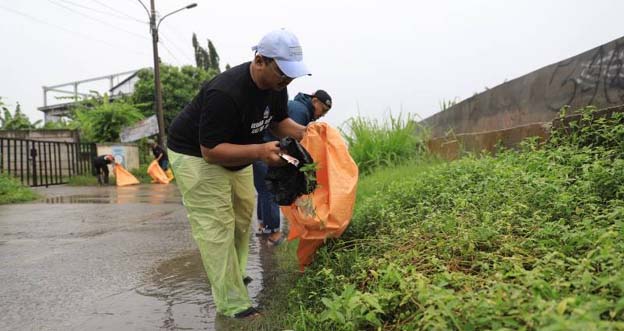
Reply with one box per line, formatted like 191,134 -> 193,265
267,235 -> 285,246
233,307 -> 261,319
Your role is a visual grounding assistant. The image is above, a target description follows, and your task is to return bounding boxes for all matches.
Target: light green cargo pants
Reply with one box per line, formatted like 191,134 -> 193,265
168,149 -> 254,317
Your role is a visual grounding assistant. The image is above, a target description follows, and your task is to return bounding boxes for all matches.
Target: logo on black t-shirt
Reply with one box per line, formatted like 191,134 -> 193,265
251,106 -> 273,134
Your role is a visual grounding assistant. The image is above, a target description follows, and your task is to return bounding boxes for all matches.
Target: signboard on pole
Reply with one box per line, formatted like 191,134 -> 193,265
120,115 -> 158,143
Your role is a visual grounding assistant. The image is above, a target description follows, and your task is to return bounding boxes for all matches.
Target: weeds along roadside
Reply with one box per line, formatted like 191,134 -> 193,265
235,112 -> 430,331
0,173 -> 39,204
280,107 -> 624,330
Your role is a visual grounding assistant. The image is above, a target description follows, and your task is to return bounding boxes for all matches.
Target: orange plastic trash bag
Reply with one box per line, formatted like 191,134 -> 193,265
114,164 -> 140,186
147,160 -> 170,184
281,122 -> 359,269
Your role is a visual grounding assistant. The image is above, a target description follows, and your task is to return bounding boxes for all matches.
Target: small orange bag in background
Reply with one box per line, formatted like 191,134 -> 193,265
114,163 -> 140,186
147,160 -> 170,184
281,122 -> 359,269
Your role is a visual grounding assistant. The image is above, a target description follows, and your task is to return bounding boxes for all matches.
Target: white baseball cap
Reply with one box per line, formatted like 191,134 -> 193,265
252,29 -> 311,78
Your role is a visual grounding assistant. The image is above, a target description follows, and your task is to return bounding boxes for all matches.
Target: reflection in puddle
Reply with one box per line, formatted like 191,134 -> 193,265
136,252 -> 214,330
137,253 -> 211,305
45,195 -> 114,204
43,194 -> 181,204
43,185 -> 182,204
134,232 -> 265,330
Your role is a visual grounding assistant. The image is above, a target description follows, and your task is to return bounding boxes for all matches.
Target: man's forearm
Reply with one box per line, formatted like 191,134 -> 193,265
200,143 -> 261,166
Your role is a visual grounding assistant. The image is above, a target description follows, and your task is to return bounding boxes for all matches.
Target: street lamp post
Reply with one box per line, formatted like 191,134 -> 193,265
137,1 -> 197,147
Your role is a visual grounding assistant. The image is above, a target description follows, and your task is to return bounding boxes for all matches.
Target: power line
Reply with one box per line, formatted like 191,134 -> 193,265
0,4 -> 149,56
47,0 -> 193,66
47,0 -> 148,41
89,0 -> 146,23
54,0 -> 146,24
160,31 -> 194,64
159,38 -> 182,66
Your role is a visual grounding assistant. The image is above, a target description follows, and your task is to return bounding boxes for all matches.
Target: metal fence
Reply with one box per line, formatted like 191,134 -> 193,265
0,138 -> 96,187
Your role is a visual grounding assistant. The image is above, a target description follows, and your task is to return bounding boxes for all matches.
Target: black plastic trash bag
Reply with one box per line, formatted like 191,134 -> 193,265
265,137 -> 317,206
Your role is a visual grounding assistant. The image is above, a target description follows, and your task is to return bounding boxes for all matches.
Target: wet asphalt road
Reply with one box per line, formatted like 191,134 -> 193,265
0,184 -> 269,331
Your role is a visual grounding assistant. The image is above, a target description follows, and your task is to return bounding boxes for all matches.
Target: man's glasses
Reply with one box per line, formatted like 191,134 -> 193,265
271,61 -> 292,83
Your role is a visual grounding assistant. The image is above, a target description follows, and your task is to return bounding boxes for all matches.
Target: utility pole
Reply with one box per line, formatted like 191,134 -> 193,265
137,0 -> 197,147
149,0 -> 165,147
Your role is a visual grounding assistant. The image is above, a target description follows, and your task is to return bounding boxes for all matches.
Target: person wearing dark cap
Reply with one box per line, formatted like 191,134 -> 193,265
166,29 -> 311,319
253,90 -> 332,244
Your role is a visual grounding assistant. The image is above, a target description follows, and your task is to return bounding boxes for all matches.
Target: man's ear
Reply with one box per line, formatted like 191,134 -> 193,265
253,54 -> 264,66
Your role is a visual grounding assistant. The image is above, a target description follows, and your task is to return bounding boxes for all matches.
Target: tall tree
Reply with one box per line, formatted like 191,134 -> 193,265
207,39 -> 220,73
192,33 -> 221,73
192,33 -> 210,70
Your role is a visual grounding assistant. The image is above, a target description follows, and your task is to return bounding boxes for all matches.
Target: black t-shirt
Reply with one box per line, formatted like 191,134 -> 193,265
151,145 -> 168,162
167,62 -> 288,170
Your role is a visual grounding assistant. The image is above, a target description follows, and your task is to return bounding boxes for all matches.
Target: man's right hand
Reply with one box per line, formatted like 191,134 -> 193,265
258,141 -> 285,166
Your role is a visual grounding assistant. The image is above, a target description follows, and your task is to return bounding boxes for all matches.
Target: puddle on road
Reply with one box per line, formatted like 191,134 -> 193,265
42,185 -> 182,204
78,233 -> 268,331
43,194 -> 181,204
39,185 -> 282,330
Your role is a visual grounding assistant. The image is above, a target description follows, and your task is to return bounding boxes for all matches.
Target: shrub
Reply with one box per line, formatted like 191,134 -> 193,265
0,173 -> 38,204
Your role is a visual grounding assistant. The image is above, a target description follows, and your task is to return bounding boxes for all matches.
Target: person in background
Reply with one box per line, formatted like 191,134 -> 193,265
93,154 -> 115,185
253,90 -> 332,245
166,29 -> 311,319
147,139 -> 169,171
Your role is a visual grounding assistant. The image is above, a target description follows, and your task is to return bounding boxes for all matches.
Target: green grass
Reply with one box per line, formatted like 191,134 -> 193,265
0,173 -> 39,204
130,163 -> 153,184
341,113 -> 429,175
67,175 -> 118,186
274,106 -> 624,330
68,175 -> 100,186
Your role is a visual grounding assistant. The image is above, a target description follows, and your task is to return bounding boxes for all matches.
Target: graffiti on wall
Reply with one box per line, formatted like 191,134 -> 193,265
546,42 -> 624,110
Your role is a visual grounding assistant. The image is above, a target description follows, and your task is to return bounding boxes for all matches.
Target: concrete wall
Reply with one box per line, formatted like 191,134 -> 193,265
96,143 -> 139,174
423,36 -> 624,139
0,129 -> 80,142
427,123 -> 550,160
427,105 -> 624,161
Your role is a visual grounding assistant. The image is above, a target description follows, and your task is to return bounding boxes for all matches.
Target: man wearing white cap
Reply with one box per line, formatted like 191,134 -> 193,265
166,29 -> 310,318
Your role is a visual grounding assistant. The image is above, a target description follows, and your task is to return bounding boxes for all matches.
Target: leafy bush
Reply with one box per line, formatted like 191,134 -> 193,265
0,173 -> 38,204
0,98 -> 41,129
72,95 -> 144,143
282,106 -> 624,330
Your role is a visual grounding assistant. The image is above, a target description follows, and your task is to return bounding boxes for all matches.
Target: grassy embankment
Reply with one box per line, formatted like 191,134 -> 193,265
243,107 -> 624,330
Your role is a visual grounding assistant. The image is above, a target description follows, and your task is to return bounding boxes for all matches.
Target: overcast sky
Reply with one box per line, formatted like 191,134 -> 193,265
0,0 -> 622,129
